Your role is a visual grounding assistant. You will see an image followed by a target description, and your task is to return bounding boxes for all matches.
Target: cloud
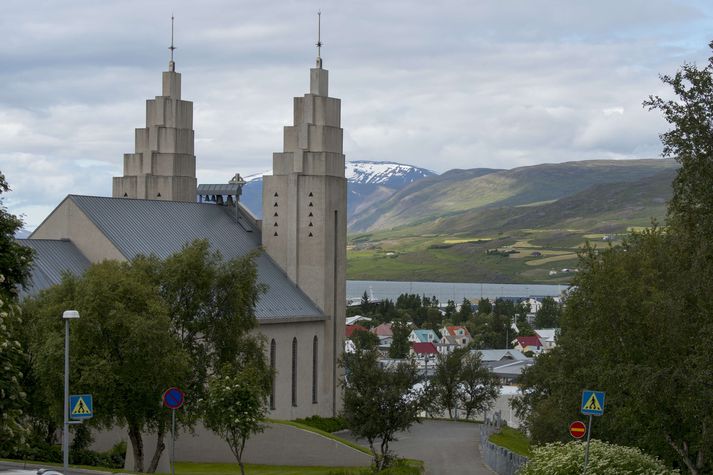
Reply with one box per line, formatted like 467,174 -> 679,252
0,0 -> 710,229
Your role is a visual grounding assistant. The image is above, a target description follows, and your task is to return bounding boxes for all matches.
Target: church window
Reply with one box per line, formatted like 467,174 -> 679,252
274,222 -> 278,227
309,232 -> 313,237
291,337 -> 298,407
123,193 -> 128,197
274,212 -> 278,217
274,202 -> 278,207
309,192 -> 313,197
274,232 -> 278,236
312,336 -> 318,403
309,212 -> 313,217
270,339 -> 276,410
274,192 -> 279,197
157,193 -> 161,197
308,222 -> 313,227
309,202 -> 313,207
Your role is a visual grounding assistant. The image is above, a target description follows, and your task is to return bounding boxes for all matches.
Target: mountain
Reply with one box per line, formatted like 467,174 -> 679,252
236,160 -> 437,219
348,159 -> 679,232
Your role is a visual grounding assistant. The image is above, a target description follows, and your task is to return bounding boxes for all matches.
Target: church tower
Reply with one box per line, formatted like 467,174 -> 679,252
112,17 -> 197,202
262,13 -> 346,415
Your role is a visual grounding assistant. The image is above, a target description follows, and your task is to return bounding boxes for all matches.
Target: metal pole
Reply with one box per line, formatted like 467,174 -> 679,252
583,414 -> 593,474
63,319 -> 69,474
171,409 -> 176,475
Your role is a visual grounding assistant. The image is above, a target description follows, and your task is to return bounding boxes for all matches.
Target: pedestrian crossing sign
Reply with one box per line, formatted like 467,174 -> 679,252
581,390 -> 605,416
69,394 -> 93,419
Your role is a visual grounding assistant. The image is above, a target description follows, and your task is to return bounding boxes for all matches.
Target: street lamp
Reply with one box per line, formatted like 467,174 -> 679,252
63,310 -> 79,474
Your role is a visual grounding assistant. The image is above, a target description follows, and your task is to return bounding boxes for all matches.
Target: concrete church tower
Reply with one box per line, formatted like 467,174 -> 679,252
262,13 -> 347,415
112,18 -> 197,202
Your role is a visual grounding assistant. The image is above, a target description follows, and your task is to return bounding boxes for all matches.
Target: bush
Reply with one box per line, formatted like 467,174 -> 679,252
294,415 -> 349,433
10,439 -> 125,470
519,439 -> 678,475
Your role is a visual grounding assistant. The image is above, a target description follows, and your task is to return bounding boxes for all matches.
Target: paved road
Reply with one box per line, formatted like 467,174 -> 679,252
340,419 -> 494,475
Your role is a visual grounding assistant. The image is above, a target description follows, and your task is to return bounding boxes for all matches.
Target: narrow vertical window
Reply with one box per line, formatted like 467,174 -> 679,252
291,337 -> 298,407
270,339 -> 276,410
312,336 -> 318,404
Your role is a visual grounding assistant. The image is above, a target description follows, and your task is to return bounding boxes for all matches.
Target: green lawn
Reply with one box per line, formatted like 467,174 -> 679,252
488,427 -> 532,457
175,461 -> 368,475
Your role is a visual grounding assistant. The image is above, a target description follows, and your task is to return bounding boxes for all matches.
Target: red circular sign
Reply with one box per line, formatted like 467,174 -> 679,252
569,420 -> 586,439
162,387 -> 184,410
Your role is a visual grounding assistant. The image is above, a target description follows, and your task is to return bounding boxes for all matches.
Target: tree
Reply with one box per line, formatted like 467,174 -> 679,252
340,347 -> 429,471
457,351 -> 500,420
476,298 -> 492,316
432,348 -> 500,420
24,259 -> 192,472
203,361 -> 270,475
457,298 -> 473,323
388,320 -> 411,359
351,327 -> 379,352
444,300 -> 457,321
533,297 -> 560,328
0,173 -> 33,456
23,241 -> 267,472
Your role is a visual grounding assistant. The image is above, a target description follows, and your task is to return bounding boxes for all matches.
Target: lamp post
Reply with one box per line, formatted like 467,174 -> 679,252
63,310 -> 79,474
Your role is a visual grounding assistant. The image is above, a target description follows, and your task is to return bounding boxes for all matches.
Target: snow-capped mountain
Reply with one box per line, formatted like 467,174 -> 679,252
234,160 -> 437,222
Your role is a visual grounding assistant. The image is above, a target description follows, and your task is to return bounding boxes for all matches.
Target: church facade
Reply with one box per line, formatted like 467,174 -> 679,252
21,50 -> 346,420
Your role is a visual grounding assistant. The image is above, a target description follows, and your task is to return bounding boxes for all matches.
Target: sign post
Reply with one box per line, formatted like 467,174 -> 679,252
162,387 -> 185,475
580,389 -> 606,475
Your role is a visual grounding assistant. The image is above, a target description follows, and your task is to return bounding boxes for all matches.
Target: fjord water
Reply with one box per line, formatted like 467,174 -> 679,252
347,280 -> 568,303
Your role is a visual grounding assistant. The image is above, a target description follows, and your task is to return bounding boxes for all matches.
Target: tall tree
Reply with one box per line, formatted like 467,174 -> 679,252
389,321 -> 411,359
0,173 -> 33,456
340,347 -> 429,471
533,297 -> 561,329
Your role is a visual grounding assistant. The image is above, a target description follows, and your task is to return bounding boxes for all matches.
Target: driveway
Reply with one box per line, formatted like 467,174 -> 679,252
340,419 -> 494,475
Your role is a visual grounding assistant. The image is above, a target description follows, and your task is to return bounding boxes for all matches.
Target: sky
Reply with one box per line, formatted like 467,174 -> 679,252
1,0 -> 712,230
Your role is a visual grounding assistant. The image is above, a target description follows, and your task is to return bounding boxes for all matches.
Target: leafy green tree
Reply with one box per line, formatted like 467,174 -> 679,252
457,351 -> 500,420
340,347 -> 429,471
0,173 -> 33,456
534,297 -> 561,328
351,327 -> 379,351
457,298 -> 473,323
444,300 -> 457,321
519,439 -> 678,475
203,361 -> 270,475
432,348 -> 500,420
388,321 -> 411,359
476,298 -> 492,316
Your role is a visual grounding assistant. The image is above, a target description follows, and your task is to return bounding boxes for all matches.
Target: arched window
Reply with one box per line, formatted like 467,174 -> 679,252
291,337 -> 298,407
312,336 -> 318,403
270,339 -> 276,410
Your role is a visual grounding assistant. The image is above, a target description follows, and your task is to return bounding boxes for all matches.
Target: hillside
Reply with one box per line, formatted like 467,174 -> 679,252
347,161 -> 679,283
349,159 -> 679,232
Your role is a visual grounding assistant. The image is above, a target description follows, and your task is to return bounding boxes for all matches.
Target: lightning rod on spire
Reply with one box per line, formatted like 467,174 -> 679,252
169,14 -> 176,72
316,10 -> 323,69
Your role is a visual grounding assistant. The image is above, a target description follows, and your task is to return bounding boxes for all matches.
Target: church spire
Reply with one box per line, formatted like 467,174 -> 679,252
168,14 -> 176,72
315,10 -> 323,69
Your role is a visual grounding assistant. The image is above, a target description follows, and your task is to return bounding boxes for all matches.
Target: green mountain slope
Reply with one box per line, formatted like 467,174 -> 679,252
347,160 -> 679,283
349,159 -> 679,233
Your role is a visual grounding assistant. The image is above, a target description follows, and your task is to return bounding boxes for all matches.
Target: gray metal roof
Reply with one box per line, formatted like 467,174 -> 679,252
197,184 -> 243,195
475,349 -> 529,362
27,195 -> 324,321
17,239 -> 91,296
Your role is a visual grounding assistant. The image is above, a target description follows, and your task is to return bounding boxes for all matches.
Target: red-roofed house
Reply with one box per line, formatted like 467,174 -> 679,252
371,323 -> 393,337
410,342 -> 439,360
439,325 -> 472,348
346,324 -> 369,339
514,335 -> 543,353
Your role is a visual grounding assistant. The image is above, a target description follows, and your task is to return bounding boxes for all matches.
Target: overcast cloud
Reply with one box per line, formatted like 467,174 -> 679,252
1,0 -> 711,229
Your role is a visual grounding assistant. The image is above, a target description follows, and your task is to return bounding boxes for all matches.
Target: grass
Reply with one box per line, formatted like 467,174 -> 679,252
488,427 -> 532,457
174,461 -> 367,475
269,420 -> 372,456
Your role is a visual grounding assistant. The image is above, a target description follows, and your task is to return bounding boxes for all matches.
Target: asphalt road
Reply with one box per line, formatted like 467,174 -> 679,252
340,419 -> 494,475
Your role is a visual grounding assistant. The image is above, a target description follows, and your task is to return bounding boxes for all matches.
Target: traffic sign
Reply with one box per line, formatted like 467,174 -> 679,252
163,387 -> 184,410
69,394 -> 93,419
581,389 -> 605,416
569,420 -> 586,439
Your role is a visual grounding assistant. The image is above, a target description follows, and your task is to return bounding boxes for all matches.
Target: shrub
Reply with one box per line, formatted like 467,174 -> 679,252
294,415 -> 349,433
518,439 -> 678,475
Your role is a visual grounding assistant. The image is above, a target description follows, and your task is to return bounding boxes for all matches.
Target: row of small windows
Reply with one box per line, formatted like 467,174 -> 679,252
269,336 -> 319,410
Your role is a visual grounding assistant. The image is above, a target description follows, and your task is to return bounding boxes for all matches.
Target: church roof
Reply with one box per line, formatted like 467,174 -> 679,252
24,195 -> 324,322
18,238 -> 91,296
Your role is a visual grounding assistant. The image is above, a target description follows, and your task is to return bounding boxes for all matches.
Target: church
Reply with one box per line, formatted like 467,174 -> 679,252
20,32 -> 347,422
